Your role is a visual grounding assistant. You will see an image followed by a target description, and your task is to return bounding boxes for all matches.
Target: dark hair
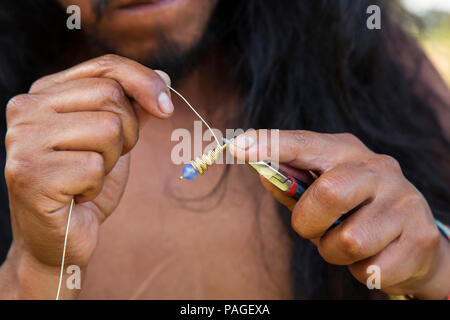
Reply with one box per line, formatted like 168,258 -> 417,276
0,0 -> 448,299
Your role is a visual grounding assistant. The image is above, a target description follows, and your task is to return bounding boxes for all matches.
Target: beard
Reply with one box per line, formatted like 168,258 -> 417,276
92,0 -> 111,16
89,0 -> 217,86
137,30 -> 214,86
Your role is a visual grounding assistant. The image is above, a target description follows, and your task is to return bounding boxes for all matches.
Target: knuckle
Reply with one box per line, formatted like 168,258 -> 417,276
123,125 -> 139,154
6,94 -> 31,122
7,94 -> 28,109
100,113 -> 123,141
347,264 -> 367,284
338,227 -> 364,258
287,130 -> 313,160
131,123 -> 139,146
4,159 -> 32,189
290,210 -> 309,238
406,190 -> 425,208
427,227 -> 441,249
361,157 -> 382,172
292,130 -> 312,147
418,225 -> 441,251
83,152 -> 105,178
393,190 -> 425,214
375,154 -> 401,172
70,153 -> 105,201
29,75 -> 53,92
98,79 -> 126,105
29,80 -> 41,93
5,128 -> 21,150
313,177 -> 342,207
336,132 -> 361,145
84,178 -> 103,197
98,54 -> 123,67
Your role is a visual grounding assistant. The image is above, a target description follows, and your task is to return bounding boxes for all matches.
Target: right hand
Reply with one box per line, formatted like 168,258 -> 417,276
4,54 -> 173,270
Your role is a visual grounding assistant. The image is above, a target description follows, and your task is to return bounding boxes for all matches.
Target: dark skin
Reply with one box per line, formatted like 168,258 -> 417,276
0,0 -> 448,299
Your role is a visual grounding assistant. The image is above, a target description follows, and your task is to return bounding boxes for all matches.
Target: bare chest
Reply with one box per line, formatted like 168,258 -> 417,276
78,118 -> 294,299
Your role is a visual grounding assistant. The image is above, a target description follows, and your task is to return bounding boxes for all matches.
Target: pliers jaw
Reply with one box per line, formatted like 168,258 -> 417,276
248,161 -> 292,192
223,138 -> 307,200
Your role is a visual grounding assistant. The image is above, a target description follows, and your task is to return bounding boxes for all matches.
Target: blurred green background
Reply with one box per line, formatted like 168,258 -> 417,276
403,0 -> 450,86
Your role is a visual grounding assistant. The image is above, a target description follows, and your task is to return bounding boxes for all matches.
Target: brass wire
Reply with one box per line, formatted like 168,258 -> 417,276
190,144 -> 228,175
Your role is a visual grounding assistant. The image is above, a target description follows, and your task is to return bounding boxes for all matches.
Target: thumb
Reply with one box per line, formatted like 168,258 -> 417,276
154,70 -> 172,87
135,69 -> 172,126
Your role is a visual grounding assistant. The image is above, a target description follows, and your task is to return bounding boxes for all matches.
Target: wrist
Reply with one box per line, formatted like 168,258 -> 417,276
413,235 -> 450,299
0,242 -> 82,300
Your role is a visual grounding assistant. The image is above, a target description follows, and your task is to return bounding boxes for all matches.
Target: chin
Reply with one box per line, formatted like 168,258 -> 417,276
81,0 -> 218,61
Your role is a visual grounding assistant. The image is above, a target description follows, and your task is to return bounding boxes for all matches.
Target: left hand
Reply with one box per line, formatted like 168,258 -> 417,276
229,130 -> 449,299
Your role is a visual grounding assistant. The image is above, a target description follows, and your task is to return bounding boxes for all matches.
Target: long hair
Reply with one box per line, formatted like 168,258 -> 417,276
0,0 -> 448,299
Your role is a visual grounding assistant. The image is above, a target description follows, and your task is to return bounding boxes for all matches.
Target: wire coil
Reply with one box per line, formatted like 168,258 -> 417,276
191,145 -> 227,174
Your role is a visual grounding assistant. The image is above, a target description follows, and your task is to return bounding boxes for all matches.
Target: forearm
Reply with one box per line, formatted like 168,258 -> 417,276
0,243 -> 81,300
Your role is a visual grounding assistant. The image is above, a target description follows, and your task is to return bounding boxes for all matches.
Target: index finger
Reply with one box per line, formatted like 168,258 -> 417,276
30,54 -> 173,119
229,130 -> 371,173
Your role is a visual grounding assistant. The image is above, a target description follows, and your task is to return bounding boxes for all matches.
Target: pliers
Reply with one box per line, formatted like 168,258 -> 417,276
223,138 -> 309,201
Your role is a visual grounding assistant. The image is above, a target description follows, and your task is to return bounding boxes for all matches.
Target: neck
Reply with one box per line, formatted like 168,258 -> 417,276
169,51 -> 242,133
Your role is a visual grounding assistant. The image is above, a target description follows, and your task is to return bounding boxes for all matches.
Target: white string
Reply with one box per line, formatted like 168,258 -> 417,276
56,198 -> 74,300
167,86 -> 223,148
55,86 -> 220,300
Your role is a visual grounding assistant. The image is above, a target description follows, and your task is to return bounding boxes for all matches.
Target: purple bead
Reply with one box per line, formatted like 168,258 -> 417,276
182,164 -> 199,180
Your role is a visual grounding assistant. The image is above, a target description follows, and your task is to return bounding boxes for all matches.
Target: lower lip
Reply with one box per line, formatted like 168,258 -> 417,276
118,0 -> 176,13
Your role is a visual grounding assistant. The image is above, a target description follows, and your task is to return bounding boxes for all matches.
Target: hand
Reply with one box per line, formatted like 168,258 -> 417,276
229,130 -> 449,299
3,55 -> 173,297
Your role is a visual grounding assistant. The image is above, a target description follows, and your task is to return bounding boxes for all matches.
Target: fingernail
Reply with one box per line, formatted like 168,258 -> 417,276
158,91 -> 174,114
154,70 -> 171,87
233,135 -> 255,150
